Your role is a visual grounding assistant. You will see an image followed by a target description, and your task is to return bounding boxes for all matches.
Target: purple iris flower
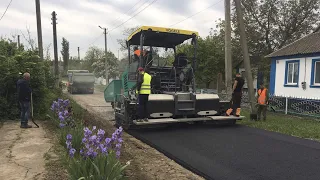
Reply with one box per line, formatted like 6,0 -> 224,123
69,148 -> 76,157
66,134 -> 72,140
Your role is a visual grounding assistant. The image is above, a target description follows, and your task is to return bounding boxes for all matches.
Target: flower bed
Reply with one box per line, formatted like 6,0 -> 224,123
49,98 -> 129,179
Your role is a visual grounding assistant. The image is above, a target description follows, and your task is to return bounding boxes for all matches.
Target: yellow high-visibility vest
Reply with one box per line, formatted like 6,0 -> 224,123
136,72 -> 151,94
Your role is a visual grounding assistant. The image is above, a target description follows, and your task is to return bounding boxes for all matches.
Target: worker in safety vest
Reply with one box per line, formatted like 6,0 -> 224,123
226,73 -> 245,117
257,83 -> 269,121
134,46 -> 141,57
136,67 -> 152,122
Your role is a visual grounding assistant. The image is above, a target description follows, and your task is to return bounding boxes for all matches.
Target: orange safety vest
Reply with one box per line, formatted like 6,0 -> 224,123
134,50 -> 141,56
258,88 -> 268,105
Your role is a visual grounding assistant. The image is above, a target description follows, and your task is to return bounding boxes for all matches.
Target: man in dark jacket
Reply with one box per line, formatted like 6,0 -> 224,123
17,72 -> 32,128
226,73 -> 245,116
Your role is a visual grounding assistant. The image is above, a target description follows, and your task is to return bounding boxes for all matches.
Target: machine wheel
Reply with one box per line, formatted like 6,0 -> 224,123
115,101 -> 131,130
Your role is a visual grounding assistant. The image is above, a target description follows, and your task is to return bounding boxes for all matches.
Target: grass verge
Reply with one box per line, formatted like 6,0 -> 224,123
239,110 -> 320,141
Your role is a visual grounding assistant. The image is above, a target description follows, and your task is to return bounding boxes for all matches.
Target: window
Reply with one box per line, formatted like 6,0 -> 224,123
284,60 -> 299,86
314,61 -> 320,84
311,59 -> 320,87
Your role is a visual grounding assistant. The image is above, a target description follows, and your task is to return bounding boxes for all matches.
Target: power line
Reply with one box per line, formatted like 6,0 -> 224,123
108,33 -> 117,48
109,0 -> 158,33
170,0 -> 223,27
88,33 -> 103,46
109,0 -> 146,27
0,0 -> 13,22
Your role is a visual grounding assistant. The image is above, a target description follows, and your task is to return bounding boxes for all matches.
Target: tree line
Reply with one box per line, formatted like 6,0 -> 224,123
63,0 -> 320,88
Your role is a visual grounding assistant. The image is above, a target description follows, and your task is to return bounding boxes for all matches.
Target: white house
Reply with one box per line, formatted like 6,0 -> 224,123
266,30 -> 320,98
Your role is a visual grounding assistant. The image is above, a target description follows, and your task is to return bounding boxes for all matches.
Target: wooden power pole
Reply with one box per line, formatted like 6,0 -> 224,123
35,0 -> 43,60
225,0 -> 233,96
78,47 -> 80,60
104,29 -> 108,85
234,0 -> 257,118
99,26 -> 109,86
52,11 -> 59,88
17,35 -> 20,49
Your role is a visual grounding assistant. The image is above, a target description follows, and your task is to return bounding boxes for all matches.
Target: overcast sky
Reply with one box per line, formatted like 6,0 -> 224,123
0,0 -> 225,60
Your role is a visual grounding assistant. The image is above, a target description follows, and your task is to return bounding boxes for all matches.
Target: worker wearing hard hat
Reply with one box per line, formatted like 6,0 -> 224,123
136,67 -> 152,122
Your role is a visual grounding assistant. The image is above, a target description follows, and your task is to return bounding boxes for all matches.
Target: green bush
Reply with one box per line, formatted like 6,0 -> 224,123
0,39 -> 59,120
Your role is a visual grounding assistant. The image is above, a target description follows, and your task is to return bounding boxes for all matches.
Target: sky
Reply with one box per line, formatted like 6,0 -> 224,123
0,0 -> 225,60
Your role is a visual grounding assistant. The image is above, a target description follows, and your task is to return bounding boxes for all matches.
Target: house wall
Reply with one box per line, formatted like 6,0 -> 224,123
270,54 -> 320,98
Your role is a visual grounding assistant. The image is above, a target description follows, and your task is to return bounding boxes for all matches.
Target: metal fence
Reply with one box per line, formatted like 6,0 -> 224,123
216,91 -> 320,118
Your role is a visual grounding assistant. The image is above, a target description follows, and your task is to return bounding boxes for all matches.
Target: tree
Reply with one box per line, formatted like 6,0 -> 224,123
61,37 -> 70,73
117,26 -> 139,53
231,0 -> 320,82
175,27 -> 225,88
84,46 -> 119,80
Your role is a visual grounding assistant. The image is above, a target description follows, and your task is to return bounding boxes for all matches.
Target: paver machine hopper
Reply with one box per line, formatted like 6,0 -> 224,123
104,26 -> 244,129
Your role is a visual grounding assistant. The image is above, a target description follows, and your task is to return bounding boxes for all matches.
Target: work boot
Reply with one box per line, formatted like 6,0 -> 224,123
225,108 -> 233,116
235,108 -> 241,117
20,124 -> 32,128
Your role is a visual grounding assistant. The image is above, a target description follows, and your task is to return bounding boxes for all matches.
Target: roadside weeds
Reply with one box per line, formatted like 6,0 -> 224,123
240,110 -> 320,141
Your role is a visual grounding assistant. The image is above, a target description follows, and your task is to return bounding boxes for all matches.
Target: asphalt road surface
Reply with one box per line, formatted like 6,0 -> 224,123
129,123 -> 320,180
67,89 -> 320,180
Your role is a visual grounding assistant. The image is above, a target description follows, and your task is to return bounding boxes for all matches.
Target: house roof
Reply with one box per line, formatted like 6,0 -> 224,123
265,30 -> 320,58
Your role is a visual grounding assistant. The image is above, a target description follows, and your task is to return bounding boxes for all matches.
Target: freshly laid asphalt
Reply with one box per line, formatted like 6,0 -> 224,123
128,123 -> 320,180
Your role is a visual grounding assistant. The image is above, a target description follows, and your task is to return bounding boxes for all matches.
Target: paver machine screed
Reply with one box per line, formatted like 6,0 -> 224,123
104,26 -> 244,129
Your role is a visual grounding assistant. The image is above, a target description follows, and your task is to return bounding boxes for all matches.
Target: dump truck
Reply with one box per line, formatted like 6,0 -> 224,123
104,26 -> 244,129
67,72 -> 95,94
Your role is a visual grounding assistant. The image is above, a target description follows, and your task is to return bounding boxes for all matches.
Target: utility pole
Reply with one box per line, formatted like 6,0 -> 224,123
99,26 -> 108,86
52,11 -> 59,88
17,35 -> 20,49
78,47 -> 80,60
234,0 -> 257,119
118,49 -> 119,60
35,0 -> 43,60
225,0 -> 232,96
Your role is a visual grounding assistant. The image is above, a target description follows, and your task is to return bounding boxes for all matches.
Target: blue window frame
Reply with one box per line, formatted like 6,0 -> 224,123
310,59 -> 320,88
284,60 -> 299,87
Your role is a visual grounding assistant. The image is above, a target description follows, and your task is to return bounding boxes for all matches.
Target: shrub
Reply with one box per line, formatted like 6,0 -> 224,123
49,98 -> 129,179
0,39 -> 59,120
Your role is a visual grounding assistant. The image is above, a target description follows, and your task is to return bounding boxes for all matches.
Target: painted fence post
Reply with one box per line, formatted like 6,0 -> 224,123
285,97 -> 288,115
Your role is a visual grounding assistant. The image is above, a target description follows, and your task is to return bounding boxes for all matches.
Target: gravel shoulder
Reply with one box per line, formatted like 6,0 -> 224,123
67,91 -> 204,180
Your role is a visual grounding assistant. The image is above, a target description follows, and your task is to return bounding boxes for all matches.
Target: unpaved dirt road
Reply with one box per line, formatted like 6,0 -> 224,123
69,91 -> 113,119
67,89 -> 204,180
0,121 -> 53,180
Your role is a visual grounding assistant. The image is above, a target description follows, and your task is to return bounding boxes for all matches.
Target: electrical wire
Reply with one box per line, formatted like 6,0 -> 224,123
109,0 -> 146,27
170,0 -> 223,27
108,33 -> 117,48
108,0 -> 158,33
88,33 -> 103,46
0,0 -> 13,22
